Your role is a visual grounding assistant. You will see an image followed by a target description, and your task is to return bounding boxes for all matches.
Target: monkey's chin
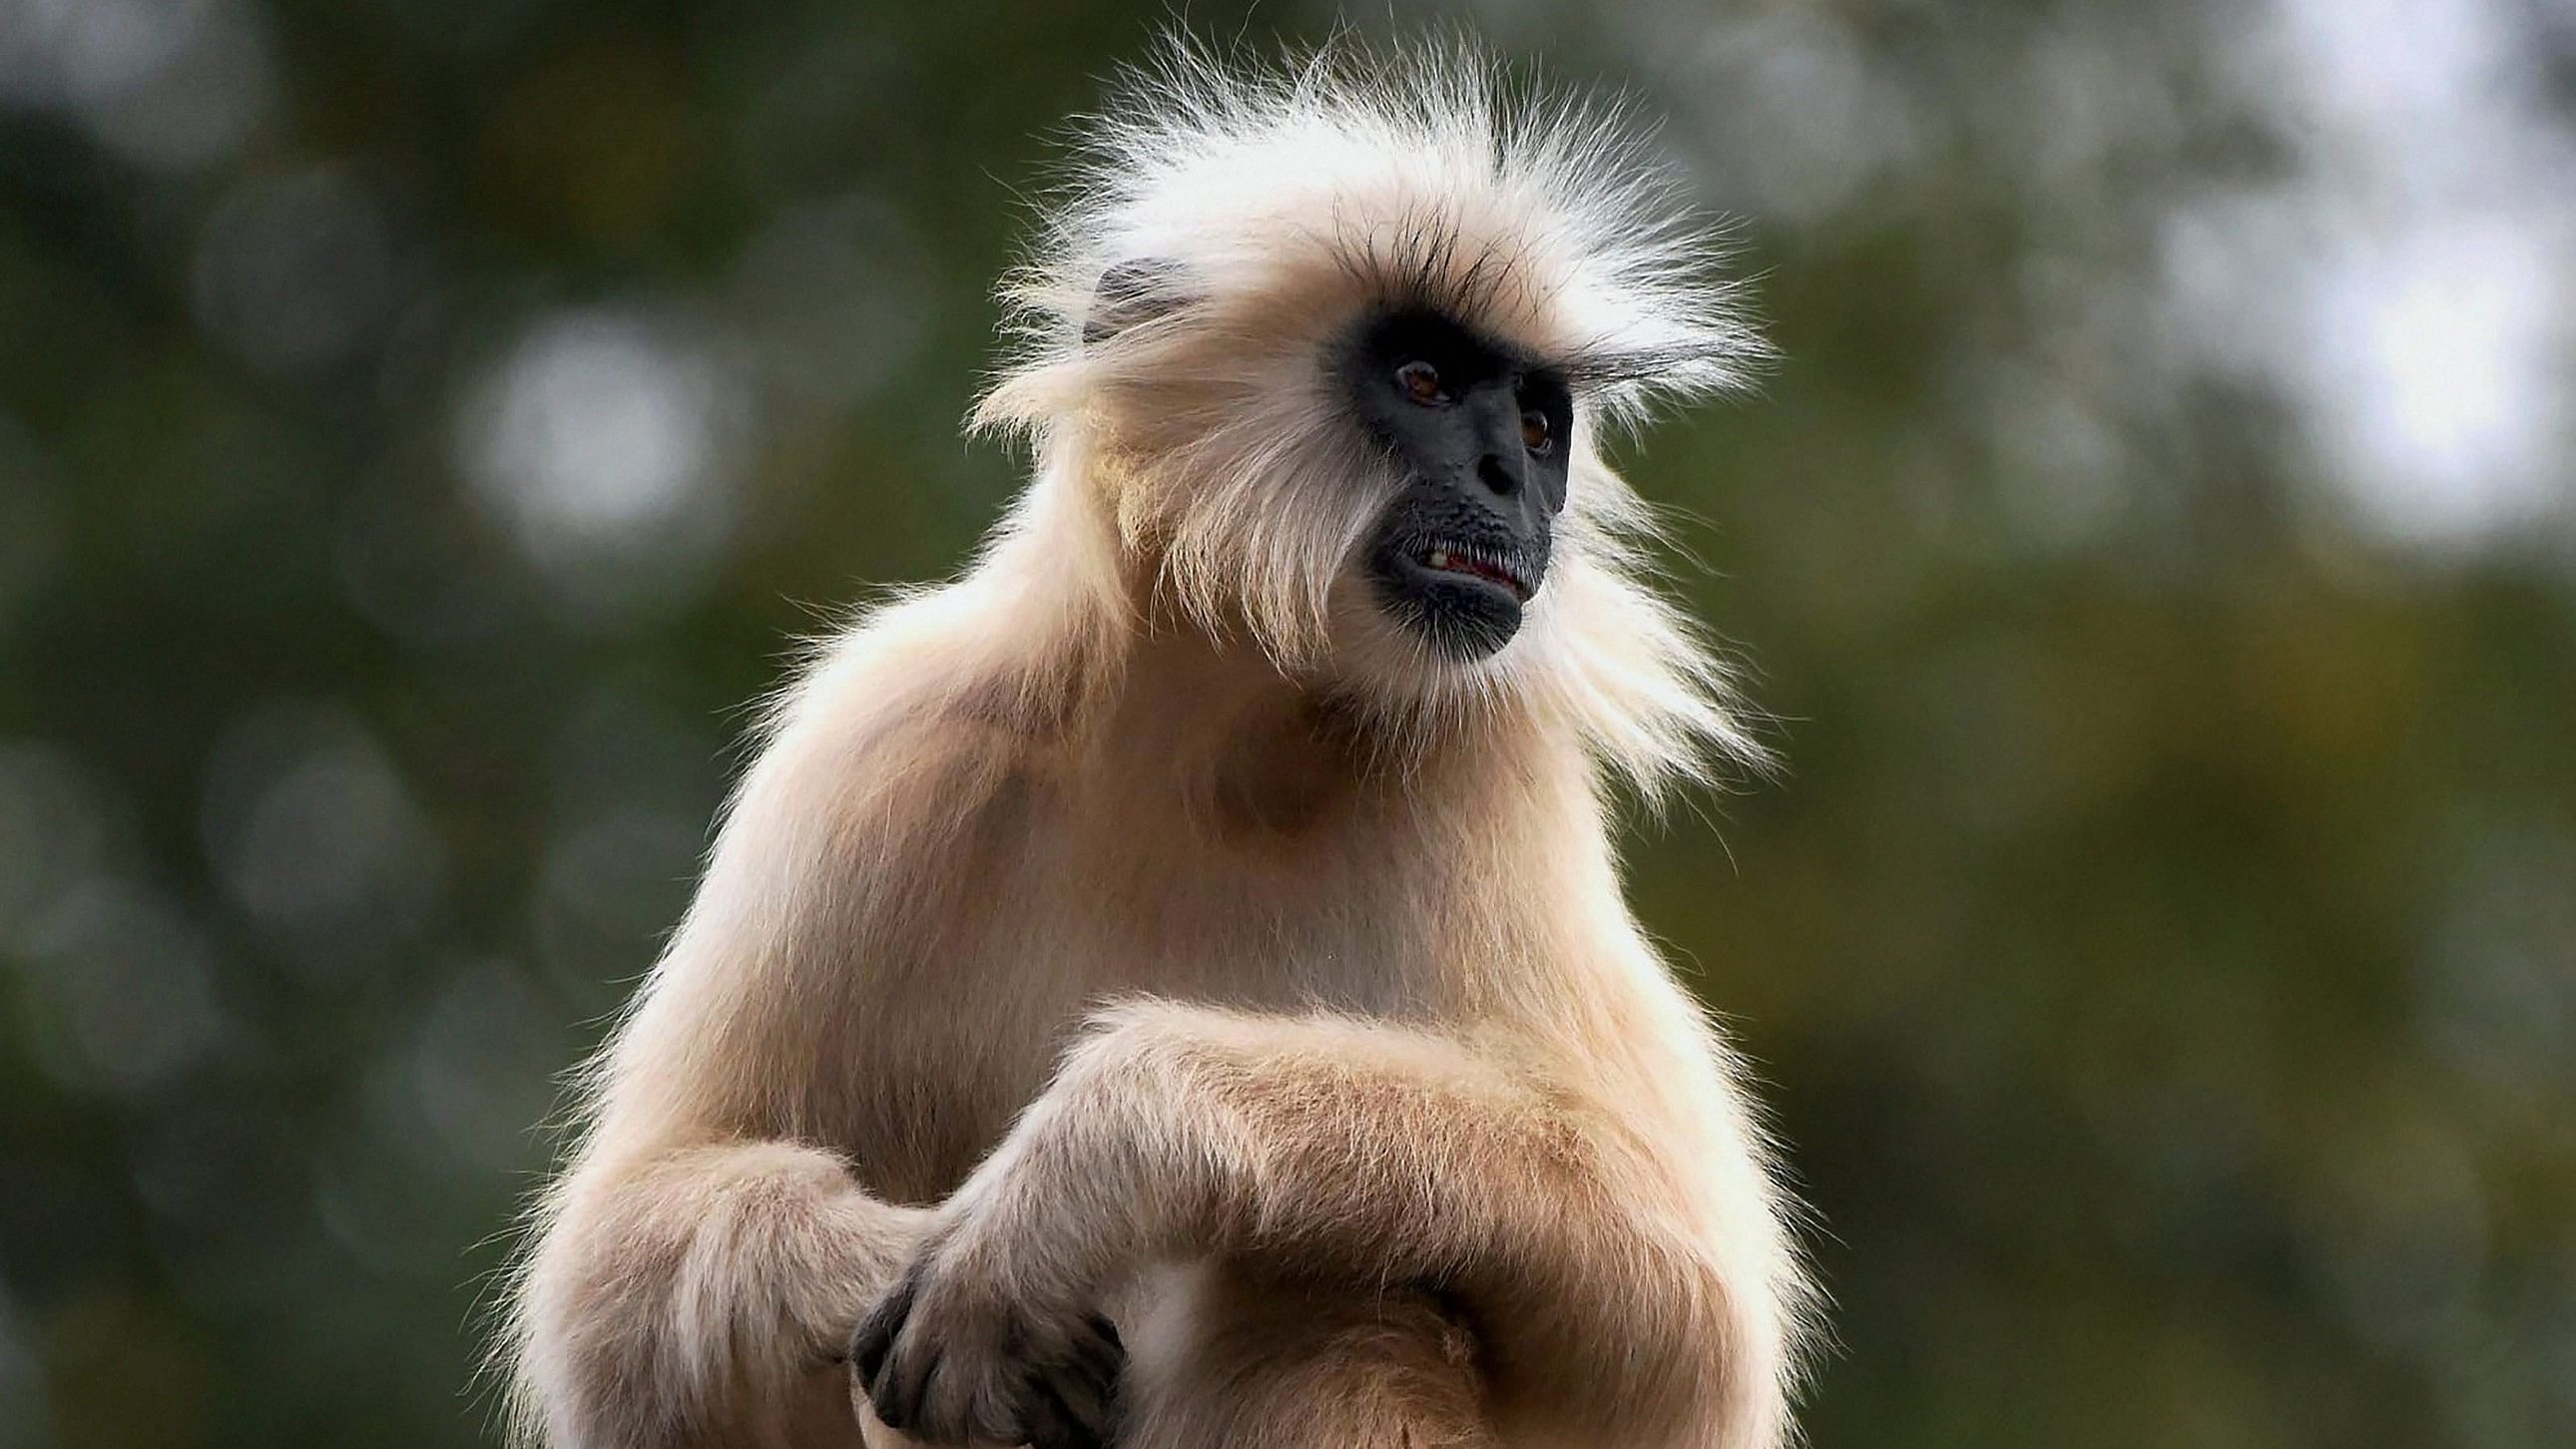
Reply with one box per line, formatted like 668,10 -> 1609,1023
1364,553 -> 1528,661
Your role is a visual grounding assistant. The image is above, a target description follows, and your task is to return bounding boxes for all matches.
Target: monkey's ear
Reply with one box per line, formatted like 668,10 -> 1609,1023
1082,258 -> 1194,345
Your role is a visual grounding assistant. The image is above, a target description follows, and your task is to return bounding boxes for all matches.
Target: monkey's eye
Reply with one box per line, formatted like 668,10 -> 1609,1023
1395,360 -> 1447,404
1520,409 -> 1553,455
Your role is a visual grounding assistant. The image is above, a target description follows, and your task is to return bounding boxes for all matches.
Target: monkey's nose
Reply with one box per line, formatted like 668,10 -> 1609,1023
1475,452 -> 1524,498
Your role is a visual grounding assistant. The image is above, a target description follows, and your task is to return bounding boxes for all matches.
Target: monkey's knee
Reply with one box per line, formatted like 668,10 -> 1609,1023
1119,1264 -> 1497,1449
1292,1303 -> 1494,1449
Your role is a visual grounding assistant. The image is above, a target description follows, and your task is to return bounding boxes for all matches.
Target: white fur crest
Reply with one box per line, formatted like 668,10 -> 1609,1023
974,38 -> 1773,796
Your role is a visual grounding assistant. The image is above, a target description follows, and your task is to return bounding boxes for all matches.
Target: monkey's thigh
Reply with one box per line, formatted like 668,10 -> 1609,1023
1115,1259 -> 1499,1449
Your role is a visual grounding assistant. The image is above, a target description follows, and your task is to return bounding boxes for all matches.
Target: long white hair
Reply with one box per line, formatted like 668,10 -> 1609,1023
966,37 -> 1772,797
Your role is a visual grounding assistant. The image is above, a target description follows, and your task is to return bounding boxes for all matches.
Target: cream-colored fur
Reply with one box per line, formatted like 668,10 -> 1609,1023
505,40 -> 1810,1449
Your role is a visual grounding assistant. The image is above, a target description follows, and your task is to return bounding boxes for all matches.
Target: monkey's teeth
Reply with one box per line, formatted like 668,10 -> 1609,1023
1427,549 -> 1450,569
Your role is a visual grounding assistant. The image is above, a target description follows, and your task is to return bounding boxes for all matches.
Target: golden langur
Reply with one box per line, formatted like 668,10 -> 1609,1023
506,41 -> 1813,1449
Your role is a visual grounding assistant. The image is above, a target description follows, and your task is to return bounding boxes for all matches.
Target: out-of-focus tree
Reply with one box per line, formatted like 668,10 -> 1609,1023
1,2 -> 2569,1446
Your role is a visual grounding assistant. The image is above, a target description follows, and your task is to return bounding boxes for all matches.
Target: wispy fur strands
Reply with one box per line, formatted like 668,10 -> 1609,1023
502,39 -> 1811,1449
976,40 -> 1771,794
983,40 -> 1768,427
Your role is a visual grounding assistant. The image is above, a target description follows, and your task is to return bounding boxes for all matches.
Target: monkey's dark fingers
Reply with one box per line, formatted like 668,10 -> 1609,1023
853,1281 -> 939,1429
1025,1373 -> 1107,1449
1044,1331 -> 1123,1447
1066,1317 -> 1125,1404
848,1260 -> 924,1389
1078,1314 -> 1124,1383
867,1344 -> 939,1433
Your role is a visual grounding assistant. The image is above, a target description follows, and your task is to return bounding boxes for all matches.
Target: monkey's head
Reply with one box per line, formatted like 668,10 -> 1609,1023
979,42 -> 1766,768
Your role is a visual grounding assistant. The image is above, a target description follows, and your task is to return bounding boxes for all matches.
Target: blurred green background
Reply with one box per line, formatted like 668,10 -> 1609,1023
3,0 -> 2572,1445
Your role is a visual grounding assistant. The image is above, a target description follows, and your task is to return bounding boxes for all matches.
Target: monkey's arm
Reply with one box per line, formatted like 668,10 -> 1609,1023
507,878 -> 958,1449
514,1133 -> 929,1448
855,999 -> 1792,1449
507,673 -> 1033,1449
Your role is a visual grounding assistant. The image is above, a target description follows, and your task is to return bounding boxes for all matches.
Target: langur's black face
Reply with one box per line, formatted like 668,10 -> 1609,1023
1341,310 -> 1574,660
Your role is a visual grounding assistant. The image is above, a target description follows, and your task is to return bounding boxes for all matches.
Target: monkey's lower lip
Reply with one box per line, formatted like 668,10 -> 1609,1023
1411,544 -> 1535,602
1363,532 -> 1536,660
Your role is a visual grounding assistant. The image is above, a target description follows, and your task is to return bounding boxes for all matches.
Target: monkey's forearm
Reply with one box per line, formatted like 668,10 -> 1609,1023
945,1004 -> 1775,1438
512,1139 -> 929,1448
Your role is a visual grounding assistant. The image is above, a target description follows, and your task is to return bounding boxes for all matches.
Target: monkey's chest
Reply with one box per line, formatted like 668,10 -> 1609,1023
844,840 -> 1446,1203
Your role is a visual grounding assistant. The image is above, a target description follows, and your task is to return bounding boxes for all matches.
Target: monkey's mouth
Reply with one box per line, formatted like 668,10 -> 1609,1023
1409,542 -> 1536,603
1363,529 -> 1546,661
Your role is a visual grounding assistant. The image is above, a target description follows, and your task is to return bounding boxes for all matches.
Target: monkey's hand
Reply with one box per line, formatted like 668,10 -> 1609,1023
848,1210 -> 1125,1449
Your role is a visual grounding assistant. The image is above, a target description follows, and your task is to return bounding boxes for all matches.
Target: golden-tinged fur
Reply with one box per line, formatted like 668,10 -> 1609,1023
504,40 -> 1810,1449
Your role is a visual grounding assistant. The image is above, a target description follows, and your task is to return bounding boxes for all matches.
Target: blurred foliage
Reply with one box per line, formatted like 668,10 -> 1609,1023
2,1 -> 2572,1446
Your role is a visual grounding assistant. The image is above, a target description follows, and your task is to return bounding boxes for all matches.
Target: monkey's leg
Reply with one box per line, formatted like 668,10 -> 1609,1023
1116,1261 -> 1499,1449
